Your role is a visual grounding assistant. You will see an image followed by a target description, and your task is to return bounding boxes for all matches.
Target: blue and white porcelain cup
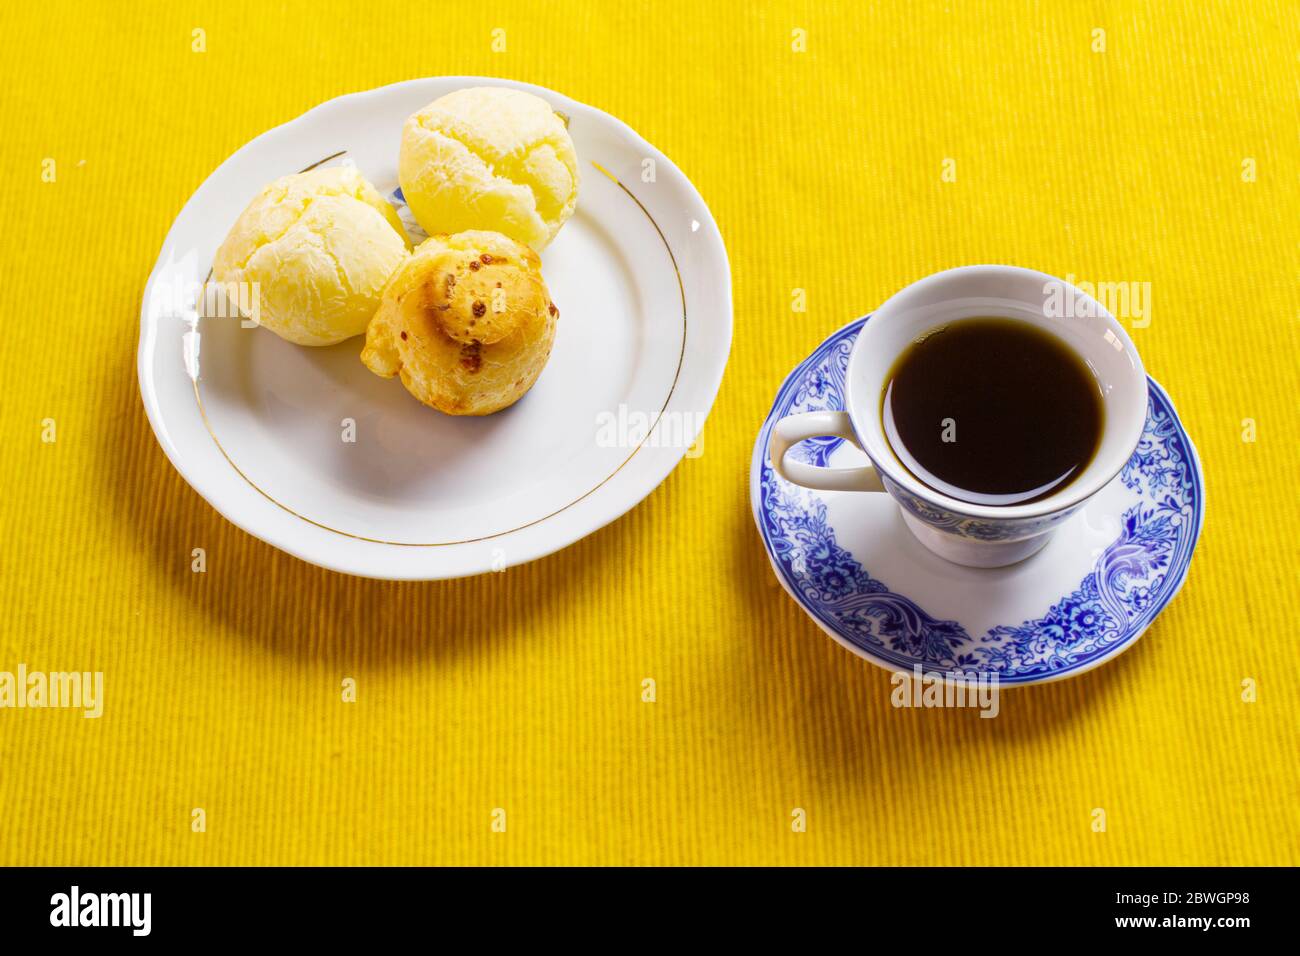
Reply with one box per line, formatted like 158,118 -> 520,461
770,266 -> 1148,568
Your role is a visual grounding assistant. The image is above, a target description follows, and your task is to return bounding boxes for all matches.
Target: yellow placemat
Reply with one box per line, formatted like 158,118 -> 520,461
0,0 -> 1296,866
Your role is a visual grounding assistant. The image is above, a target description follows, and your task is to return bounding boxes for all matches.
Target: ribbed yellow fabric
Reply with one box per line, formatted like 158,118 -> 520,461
0,0 -> 1295,866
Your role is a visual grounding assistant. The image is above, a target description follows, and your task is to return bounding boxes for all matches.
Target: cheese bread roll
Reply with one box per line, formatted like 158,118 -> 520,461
212,166 -> 411,346
398,87 -> 579,251
361,231 -> 559,415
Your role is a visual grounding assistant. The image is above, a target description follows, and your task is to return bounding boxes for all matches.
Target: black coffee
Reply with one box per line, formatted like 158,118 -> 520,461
880,318 -> 1103,506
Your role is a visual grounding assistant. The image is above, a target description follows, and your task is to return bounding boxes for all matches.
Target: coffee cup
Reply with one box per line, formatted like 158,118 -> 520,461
769,266 -> 1148,568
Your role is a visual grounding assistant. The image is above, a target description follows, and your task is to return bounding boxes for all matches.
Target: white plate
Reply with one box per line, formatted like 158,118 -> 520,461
138,77 -> 731,579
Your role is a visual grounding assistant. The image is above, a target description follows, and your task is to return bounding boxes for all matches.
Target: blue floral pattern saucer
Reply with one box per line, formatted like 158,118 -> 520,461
750,317 -> 1204,685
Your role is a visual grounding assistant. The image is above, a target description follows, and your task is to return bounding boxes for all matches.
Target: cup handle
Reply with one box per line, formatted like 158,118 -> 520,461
769,411 -> 886,493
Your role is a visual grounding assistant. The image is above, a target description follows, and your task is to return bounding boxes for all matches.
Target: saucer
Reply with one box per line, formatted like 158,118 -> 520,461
750,317 -> 1204,685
